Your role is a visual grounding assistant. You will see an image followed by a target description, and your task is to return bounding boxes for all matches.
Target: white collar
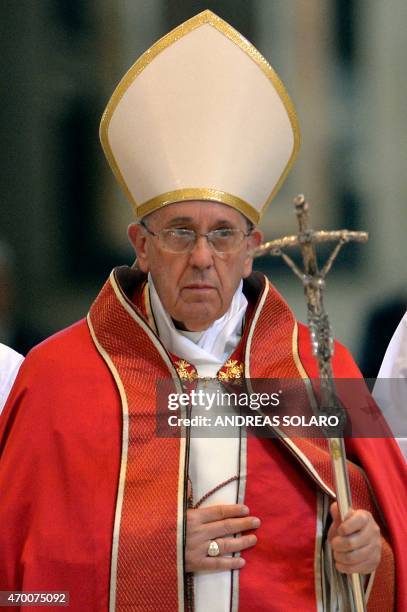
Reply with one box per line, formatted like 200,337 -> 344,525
148,274 -> 247,377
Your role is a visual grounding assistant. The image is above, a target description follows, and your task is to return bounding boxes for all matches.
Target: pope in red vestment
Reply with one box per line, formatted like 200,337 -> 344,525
0,268 -> 406,612
2,10 -> 406,612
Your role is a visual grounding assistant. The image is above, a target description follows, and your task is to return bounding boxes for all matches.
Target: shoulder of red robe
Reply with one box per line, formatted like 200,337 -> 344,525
0,319 -> 121,608
0,319 -> 116,435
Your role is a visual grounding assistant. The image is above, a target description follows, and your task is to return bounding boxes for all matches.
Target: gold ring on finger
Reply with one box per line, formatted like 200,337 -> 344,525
207,540 -> 221,557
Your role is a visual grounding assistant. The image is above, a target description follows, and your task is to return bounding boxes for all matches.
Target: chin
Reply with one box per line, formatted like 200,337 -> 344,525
175,307 -> 214,329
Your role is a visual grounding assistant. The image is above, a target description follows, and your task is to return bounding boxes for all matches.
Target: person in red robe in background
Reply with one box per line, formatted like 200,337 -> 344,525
0,11 -> 405,612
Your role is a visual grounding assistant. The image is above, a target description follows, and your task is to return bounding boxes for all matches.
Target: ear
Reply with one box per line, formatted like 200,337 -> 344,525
127,223 -> 149,272
242,228 -> 263,278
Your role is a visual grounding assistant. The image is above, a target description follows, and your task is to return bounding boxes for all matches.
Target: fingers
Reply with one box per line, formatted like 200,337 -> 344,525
337,510 -> 371,537
331,526 -> 372,553
328,504 -> 382,575
199,554 -> 247,572
217,534 -> 258,556
328,502 -> 354,535
327,502 -> 342,543
185,534 -> 257,573
198,504 -> 250,524
207,515 -> 260,540
185,504 -> 260,573
333,542 -> 382,574
187,505 -> 260,540
328,504 -> 372,543
329,501 -> 341,524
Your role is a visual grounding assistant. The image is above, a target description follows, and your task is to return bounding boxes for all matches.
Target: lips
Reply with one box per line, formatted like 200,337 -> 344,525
183,284 -> 215,290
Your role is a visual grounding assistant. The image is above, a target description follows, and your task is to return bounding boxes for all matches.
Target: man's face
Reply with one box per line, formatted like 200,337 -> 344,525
128,201 -> 262,331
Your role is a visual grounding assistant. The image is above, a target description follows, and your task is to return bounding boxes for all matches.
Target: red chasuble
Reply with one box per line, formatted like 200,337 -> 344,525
0,268 -> 405,612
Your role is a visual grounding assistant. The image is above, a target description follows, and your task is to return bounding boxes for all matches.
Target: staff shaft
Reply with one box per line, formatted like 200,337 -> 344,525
294,195 -> 366,612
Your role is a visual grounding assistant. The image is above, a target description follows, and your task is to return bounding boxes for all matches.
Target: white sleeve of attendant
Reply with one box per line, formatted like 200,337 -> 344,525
377,312 -> 407,378
0,343 -> 24,414
373,312 -> 407,460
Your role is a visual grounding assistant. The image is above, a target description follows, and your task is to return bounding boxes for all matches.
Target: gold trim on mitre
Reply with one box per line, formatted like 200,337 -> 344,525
137,189 -> 260,224
100,10 -> 301,222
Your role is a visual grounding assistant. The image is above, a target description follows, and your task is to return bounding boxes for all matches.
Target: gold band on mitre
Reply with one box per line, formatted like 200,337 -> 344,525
137,189 -> 260,224
100,10 -> 301,222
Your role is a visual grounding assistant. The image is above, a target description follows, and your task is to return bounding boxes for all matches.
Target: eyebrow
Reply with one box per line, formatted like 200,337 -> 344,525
164,217 -> 236,227
164,217 -> 194,226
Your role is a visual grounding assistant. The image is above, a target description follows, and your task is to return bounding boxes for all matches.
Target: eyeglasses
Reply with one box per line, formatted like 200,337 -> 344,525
140,220 -> 252,254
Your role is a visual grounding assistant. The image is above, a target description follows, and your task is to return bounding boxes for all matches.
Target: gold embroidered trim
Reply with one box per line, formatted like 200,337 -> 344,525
107,272 -> 187,611
137,189 -> 259,224
175,359 -> 198,382
86,315 -> 130,612
218,359 -> 244,382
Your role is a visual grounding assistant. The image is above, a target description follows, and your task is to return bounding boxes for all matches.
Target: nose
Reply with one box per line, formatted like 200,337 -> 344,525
188,235 -> 214,269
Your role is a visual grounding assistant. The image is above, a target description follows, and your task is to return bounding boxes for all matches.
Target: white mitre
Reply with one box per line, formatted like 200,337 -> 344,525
100,10 -> 300,223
